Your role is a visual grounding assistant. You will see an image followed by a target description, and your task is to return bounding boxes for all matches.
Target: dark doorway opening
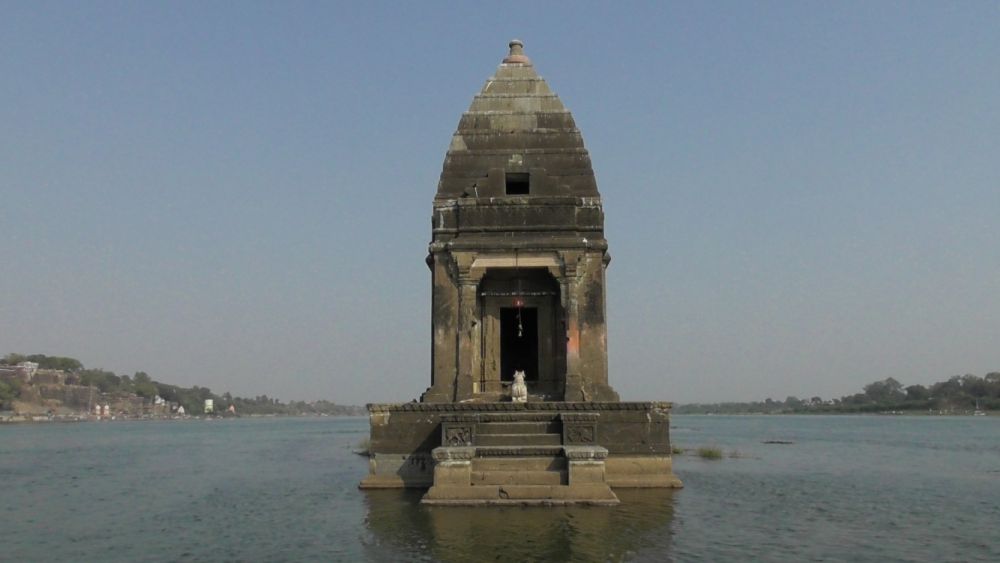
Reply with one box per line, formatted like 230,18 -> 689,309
500,307 -> 538,382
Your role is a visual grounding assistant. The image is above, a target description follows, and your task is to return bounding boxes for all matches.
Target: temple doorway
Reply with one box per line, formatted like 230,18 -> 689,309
478,267 -> 563,398
500,307 -> 538,382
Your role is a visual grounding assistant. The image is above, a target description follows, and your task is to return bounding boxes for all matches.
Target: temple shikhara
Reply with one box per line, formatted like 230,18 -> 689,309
361,41 -> 682,505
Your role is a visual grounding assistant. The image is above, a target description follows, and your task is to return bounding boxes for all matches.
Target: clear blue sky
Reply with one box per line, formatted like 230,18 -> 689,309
2,2 -> 998,404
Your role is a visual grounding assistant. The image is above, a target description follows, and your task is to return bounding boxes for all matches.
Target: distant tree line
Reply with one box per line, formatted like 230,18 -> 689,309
673,372 -> 1000,415
3,353 -> 83,371
1,353 -> 364,416
0,378 -> 18,406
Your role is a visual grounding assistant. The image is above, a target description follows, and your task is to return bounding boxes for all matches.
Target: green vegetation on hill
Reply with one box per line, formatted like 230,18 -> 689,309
0,353 -> 364,416
0,380 -> 20,405
3,353 -> 83,372
674,373 -> 1000,415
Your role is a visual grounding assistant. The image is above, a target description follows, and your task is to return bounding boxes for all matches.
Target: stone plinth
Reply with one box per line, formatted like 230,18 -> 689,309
359,402 -> 683,499
422,444 -> 618,506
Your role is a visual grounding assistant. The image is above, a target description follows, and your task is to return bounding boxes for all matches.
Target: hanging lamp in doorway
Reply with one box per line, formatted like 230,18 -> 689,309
514,249 -> 524,338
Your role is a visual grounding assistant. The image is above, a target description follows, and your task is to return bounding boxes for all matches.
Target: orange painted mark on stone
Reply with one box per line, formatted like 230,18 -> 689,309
567,326 -> 580,357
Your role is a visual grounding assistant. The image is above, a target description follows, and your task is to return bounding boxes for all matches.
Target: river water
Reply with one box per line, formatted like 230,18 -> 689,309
1,415 -> 997,562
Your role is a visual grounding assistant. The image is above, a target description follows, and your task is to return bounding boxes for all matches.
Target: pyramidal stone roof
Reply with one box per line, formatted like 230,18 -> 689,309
436,40 -> 600,199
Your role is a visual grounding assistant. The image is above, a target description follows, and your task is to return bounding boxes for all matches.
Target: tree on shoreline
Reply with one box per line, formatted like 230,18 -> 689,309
2,354 -> 83,372
2,352 -> 363,415
674,372 -> 1000,414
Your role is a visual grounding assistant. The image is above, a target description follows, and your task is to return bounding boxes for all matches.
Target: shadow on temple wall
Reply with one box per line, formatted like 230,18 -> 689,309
362,488 -> 677,562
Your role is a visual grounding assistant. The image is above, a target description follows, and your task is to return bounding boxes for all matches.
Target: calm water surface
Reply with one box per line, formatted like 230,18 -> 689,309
1,415 -> 998,562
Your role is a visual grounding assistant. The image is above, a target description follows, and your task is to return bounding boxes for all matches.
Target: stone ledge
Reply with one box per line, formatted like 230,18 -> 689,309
472,93 -> 560,99
359,475 -> 430,489
460,109 -> 572,116
433,445 -> 612,461
421,483 -> 619,506
477,413 -> 559,422
470,469 -> 565,486
444,147 -> 589,156
431,447 -> 476,462
475,445 -> 563,457
421,498 -> 619,507
560,412 -> 599,423
563,446 -> 609,461
439,413 -> 480,423
443,195 -> 596,206
607,475 -> 684,489
483,76 -> 551,82
368,401 -> 672,413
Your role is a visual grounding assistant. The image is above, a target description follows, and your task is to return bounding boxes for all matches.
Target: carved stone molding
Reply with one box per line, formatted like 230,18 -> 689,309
441,414 -> 480,423
476,446 -> 563,457
477,413 -> 558,423
368,401 -> 672,413
564,424 -> 595,444
562,446 -> 609,461
431,446 -> 476,462
559,413 -> 599,423
442,425 -> 474,447
453,251 -> 480,285
561,412 -> 599,445
560,250 -> 584,279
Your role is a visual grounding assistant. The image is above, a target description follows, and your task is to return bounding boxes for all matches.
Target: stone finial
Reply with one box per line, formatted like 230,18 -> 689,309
502,39 -> 532,65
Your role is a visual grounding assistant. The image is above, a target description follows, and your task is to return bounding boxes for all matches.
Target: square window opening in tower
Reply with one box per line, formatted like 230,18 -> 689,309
505,172 -> 530,195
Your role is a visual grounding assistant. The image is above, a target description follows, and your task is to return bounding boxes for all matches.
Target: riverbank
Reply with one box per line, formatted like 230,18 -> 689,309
674,409 -> 994,416
0,412 -> 365,424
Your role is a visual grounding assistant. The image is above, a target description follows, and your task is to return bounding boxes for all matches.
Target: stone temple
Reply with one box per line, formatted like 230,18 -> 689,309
360,40 -> 682,505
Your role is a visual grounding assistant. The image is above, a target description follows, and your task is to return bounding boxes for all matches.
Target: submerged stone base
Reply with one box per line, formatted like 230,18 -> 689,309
422,444 -> 619,505
360,402 -> 682,504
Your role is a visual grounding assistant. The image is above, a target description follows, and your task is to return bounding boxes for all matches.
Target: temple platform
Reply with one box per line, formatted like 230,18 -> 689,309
360,402 -> 683,505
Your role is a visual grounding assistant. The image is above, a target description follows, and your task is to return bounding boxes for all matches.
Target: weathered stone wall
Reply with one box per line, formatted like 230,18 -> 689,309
33,385 -> 144,413
368,402 -> 671,456
0,367 -> 30,384
364,402 -> 677,490
595,407 -> 672,455
37,384 -> 96,408
423,251 -> 459,403
368,408 -> 443,455
32,370 -> 66,385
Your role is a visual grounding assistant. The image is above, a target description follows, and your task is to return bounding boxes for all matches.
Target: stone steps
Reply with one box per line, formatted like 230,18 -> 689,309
423,444 -> 619,505
477,412 -> 559,423
421,483 -> 619,506
421,408 -> 624,505
475,445 -> 563,457
475,433 -> 562,447
471,469 -> 566,486
476,421 -> 557,434
472,455 -> 565,472
476,415 -> 562,449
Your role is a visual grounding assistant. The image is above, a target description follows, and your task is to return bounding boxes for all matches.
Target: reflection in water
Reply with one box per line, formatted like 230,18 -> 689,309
363,489 -> 676,562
